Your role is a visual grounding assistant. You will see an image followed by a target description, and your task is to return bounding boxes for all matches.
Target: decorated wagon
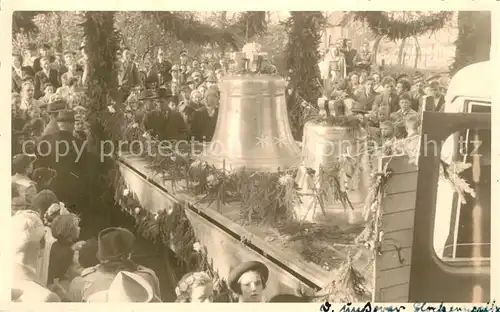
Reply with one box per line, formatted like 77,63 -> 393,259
115,56 -> 491,302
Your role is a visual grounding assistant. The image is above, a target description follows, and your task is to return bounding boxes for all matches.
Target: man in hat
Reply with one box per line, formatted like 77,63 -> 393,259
228,261 -> 269,302
68,227 -> 160,302
34,56 -> 60,99
37,110 -> 88,215
42,95 -> 67,137
154,47 -> 173,86
143,88 -> 188,141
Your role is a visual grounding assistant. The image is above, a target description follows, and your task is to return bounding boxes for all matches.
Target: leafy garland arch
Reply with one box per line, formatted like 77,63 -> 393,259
353,11 -> 453,41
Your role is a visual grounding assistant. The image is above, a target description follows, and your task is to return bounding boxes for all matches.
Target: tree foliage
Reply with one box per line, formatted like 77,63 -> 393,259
12,11 -> 45,35
283,12 -> 326,141
143,11 -> 266,51
83,11 -> 120,146
284,12 -> 326,103
450,11 -> 491,75
352,12 -> 453,41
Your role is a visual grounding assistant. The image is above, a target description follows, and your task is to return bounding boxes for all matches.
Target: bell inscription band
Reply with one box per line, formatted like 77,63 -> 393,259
201,74 -> 301,172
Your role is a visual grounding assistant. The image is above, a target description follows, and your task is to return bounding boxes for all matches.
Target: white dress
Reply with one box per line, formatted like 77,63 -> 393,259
35,227 -> 56,287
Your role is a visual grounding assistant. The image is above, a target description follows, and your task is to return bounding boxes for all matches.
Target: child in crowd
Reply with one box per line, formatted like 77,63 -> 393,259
390,92 -> 418,138
40,83 -> 55,105
175,271 -> 214,303
47,213 -> 82,287
56,73 -> 71,99
379,120 -> 396,156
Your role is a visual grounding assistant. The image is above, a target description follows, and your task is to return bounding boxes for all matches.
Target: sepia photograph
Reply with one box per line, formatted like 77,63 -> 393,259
9,10 -> 492,304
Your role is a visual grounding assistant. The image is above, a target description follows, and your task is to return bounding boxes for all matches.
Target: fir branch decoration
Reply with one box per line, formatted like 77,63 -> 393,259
283,12 -> 326,140
144,11 -> 267,51
116,179 -> 197,264
352,12 -> 453,41
82,11 -> 120,149
440,160 -> 476,205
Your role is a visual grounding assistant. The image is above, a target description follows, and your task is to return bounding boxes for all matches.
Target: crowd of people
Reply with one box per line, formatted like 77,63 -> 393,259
10,42 -> 299,303
308,38 -> 448,155
11,38 -> 449,302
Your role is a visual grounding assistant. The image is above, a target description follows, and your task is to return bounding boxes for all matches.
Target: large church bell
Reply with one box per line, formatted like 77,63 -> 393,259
201,52 -> 300,172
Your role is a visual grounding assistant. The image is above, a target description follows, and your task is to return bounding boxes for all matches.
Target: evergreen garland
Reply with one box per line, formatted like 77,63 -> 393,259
352,12 -> 453,41
283,12 -> 326,140
450,11 -> 491,75
144,11 -> 267,50
82,11 -> 120,148
79,12 -> 122,235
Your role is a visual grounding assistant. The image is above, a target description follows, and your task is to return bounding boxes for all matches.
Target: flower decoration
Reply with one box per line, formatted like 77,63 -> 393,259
107,105 -> 116,113
193,242 -> 202,252
122,188 -> 130,196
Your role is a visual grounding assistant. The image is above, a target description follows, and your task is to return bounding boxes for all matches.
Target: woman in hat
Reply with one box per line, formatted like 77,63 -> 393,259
105,271 -> 161,302
12,154 -> 38,214
228,261 -> 269,302
67,227 -> 161,302
175,271 -> 214,303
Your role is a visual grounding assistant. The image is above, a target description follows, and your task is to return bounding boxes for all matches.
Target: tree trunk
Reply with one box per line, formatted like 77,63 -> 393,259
451,11 -> 491,75
55,12 -> 63,51
397,37 -> 407,66
372,35 -> 384,65
413,36 -> 421,68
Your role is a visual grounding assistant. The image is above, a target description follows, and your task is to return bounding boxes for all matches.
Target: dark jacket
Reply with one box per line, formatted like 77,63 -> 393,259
372,92 -> 400,113
191,107 -> 219,142
12,67 -> 32,93
141,69 -> 160,89
47,240 -> 74,286
354,89 -> 377,111
119,61 -> 140,89
33,55 -> 56,73
34,69 -> 61,99
142,109 -> 188,141
36,130 -> 88,212
154,60 -> 173,85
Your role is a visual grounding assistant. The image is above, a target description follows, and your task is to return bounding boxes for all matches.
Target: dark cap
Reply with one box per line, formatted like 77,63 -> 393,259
57,110 -> 75,122
228,261 -> 269,294
138,89 -> 158,101
97,227 -> 136,261
180,49 -> 188,56
48,97 -> 68,113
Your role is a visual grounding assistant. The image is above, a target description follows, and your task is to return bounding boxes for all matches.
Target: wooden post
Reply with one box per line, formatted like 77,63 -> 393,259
372,155 -> 418,302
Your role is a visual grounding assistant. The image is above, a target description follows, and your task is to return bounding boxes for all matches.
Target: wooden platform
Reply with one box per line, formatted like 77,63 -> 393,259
118,153 -> 373,298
